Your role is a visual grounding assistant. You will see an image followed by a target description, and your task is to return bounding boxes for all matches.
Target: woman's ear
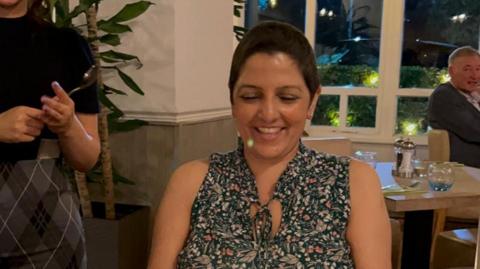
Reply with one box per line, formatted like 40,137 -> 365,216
307,87 -> 321,119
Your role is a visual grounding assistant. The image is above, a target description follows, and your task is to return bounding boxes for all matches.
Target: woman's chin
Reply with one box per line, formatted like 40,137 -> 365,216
245,142 -> 298,161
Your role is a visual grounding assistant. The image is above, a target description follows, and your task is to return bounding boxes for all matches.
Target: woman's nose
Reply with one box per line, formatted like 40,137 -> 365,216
258,98 -> 280,122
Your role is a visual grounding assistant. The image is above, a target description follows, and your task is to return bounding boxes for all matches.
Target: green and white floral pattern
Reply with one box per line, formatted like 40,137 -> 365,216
177,142 -> 354,268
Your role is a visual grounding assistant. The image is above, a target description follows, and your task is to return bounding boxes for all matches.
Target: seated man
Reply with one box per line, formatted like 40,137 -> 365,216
427,46 -> 480,168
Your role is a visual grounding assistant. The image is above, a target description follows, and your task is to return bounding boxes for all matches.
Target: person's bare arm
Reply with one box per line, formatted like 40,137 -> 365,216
41,82 -> 100,171
148,160 -> 209,269
347,159 -> 391,269
58,113 -> 100,171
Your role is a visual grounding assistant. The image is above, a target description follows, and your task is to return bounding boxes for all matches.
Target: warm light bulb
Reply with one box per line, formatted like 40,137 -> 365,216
269,0 -> 277,8
402,121 -> 418,136
363,72 -> 379,88
319,8 -> 327,17
439,73 -> 450,84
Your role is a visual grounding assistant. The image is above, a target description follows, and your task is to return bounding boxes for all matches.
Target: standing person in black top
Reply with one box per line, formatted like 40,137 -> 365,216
0,0 -> 100,268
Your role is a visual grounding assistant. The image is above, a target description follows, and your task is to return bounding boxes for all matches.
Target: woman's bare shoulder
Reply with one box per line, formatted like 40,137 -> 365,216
174,159 -> 210,179
348,159 -> 381,189
165,159 -> 210,204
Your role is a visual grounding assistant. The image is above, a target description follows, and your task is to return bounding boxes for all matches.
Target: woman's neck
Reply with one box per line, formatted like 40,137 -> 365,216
243,144 -> 299,204
0,1 -> 27,19
244,142 -> 299,178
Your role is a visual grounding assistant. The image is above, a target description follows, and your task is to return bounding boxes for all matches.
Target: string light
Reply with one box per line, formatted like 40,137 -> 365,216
319,8 -> 327,16
319,8 -> 334,17
269,0 -> 277,8
451,13 -> 468,23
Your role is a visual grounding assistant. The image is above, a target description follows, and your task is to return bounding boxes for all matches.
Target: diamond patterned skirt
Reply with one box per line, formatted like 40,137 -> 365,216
0,159 -> 86,269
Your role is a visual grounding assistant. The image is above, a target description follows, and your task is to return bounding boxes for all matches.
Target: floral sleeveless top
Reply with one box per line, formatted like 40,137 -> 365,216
177,142 -> 354,268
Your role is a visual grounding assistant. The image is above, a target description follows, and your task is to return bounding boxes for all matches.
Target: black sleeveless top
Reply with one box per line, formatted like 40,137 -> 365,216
0,16 -> 99,161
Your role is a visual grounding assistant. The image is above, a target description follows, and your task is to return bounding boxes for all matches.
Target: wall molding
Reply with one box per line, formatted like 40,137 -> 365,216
122,107 -> 233,125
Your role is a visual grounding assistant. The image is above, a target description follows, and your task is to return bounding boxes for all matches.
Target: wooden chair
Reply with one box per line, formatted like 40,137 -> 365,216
429,129 -> 479,268
431,229 -> 477,269
301,136 -> 352,156
428,129 -> 450,162
428,129 -> 451,264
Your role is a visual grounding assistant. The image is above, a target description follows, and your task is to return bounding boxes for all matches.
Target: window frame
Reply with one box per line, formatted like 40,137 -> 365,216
303,0 -> 431,145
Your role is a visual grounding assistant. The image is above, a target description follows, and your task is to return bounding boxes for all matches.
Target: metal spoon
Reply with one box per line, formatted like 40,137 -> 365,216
68,65 -> 98,96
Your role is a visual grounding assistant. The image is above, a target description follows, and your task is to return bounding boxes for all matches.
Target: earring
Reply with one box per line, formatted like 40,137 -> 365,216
247,138 -> 254,148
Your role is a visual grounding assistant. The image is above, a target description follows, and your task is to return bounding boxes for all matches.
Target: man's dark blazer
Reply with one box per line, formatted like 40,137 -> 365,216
427,82 -> 480,168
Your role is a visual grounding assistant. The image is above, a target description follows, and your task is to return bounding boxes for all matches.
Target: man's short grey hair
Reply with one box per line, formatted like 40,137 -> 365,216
448,46 -> 480,66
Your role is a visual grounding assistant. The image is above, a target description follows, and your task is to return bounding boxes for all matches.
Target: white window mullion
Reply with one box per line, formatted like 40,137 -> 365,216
376,0 -> 405,140
304,0 -> 317,132
305,0 -> 317,48
398,88 -> 434,97
338,91 -> 349,128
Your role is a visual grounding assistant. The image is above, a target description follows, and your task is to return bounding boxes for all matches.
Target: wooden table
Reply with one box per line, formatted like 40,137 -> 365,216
376,163 -> 480,269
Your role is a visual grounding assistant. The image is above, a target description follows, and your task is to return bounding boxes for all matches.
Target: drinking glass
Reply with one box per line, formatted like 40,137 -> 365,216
427,163 -> 454,191
354,151 -> 377,168
412,158 -> 428,178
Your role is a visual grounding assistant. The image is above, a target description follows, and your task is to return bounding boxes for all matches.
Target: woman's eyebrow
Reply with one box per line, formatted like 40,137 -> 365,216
278,85 -> 303,92
236,84 -> 261,91
235,84 -> 304,92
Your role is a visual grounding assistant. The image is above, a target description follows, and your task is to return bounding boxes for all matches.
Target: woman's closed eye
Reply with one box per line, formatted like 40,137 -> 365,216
240,94 -> 260,101
279,95 -> 299,102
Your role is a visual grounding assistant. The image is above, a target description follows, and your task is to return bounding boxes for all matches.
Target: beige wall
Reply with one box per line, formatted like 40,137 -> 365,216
174,1 -> 232,114
98,0 -> 177,115
99,0 -> 233,122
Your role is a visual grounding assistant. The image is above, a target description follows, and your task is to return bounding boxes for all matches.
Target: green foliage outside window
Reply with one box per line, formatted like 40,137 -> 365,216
312,95 -> 340,126
311,95 -> 377,128
318,64 -> 448,88
399,66 -> 449,88
347,96 -> 377,127
396,97 -> 429,135
318,65 -> 377,87
314,64 -> 441,131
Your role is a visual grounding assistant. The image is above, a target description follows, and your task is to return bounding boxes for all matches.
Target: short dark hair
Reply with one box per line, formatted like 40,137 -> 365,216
448,46 -> 480,66
228,21 -> 319,103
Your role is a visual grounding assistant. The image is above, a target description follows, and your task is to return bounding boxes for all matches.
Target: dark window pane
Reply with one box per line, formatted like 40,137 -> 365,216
245,0 -> 306,32
396,97 -> 429,135
311,95 -> 340,126
401,0 -> 480,88
316,0 -> 383,87
347,96 -> 376,127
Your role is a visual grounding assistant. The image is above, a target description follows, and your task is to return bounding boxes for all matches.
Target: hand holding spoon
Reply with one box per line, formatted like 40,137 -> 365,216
68,65 -> 98,96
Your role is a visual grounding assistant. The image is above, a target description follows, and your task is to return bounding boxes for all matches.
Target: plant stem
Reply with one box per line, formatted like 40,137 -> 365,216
86,5 -> 116,220
74,170 -> 93,218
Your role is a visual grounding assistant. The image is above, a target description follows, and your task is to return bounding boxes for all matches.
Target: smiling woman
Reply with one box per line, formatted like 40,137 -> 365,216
148,21 -> 391,269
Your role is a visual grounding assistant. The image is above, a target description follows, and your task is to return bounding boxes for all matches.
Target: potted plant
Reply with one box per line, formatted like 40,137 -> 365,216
44,1 -> 153,268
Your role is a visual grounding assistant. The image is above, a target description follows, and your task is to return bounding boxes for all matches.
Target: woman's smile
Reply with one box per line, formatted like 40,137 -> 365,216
252,126 -> 285,141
